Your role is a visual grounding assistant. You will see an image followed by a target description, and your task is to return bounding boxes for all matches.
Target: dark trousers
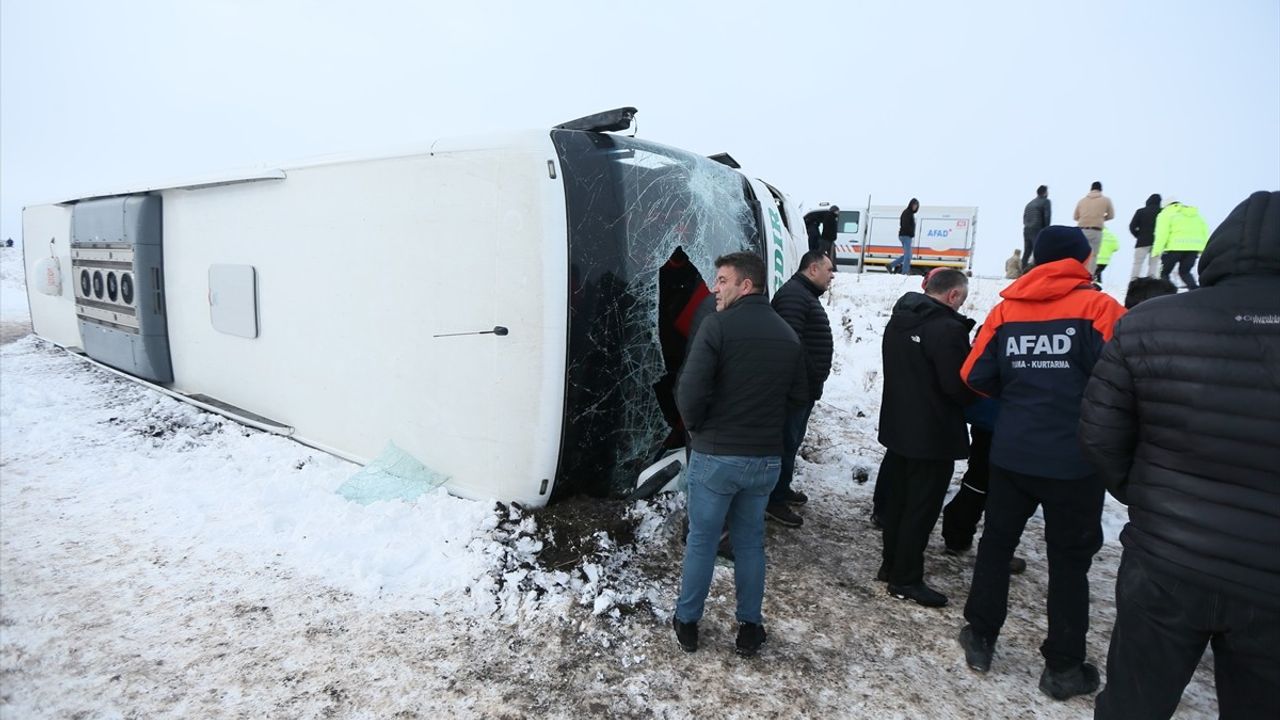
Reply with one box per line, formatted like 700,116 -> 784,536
770,402 -> 813,505
941,427 -> 992,551
1160,251 -> 1199,289
878,450 -> 954,586
1095,552 -> 1280,720
963,464 -> 1104,670
1094,263 -> 1109,282
1023,227 -> 1039,269
818,239 -> 838,267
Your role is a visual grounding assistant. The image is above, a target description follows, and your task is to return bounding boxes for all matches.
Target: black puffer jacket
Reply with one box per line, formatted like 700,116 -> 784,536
678,293 -> 807,456
1128,193 -> 1162,248
878,292 -> 976,460
1080,190 -> 1280,609
1023,195 -> 1051,232
772,273 -> 834,401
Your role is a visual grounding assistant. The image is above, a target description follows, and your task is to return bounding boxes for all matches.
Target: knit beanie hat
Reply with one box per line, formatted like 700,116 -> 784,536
1034,226 -> 1092,264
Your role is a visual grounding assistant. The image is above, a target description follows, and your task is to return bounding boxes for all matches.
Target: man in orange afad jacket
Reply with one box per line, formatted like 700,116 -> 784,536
953,226 -> 1126,702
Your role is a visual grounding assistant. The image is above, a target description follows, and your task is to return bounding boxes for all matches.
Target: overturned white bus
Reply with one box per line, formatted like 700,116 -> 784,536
23,108 -> 807,507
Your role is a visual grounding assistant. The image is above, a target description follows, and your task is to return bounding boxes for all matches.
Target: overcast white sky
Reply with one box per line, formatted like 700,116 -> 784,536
2,0 -> 1277,275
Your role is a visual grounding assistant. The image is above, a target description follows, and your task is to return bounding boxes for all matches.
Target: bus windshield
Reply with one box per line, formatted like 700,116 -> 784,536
551,130 -> 762,499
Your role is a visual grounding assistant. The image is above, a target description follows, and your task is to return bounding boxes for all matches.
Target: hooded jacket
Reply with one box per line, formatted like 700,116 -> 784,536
878,292 -> 976,461
961,259 -> 1126,478
899,200 -> 918,238
1153,202 -> 1210,255
1128,194 -> 1162,248
1080,190 -> 1280,610
1074,189 -> 1116,228
772,272 -> 834,402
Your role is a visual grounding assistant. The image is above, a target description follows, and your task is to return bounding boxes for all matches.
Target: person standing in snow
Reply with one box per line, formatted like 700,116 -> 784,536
1074,181 -> 1116,275
1004,249 -> 1023,279
875,268 -> 975,608
1154,198 -> 1210,290
1082,191 -> 1280,720
1023,185 -> 1052,270
765,250 -> 835,529
1128,193 -> 1162,278
887,198 -> 919,275
955,226 -> 1125,701
673,251 -> 807,657
1094,228 -> 1120,282
820,206 -> 840,267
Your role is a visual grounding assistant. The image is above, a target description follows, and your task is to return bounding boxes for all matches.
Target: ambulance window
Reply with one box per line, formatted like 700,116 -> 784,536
838,210 -> 861,234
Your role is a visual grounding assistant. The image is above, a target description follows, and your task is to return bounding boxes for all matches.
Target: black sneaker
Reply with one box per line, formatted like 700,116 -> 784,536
876,565 -> 889,582
1009,557 -> 1028,574
784,489 -> 809,506
765,502 -> 803,528
672,616 -> 698,653
958,625 -> 994,673
887,582 -> 948,608
735,622 -> 767,657
1039,662 -> 1101,700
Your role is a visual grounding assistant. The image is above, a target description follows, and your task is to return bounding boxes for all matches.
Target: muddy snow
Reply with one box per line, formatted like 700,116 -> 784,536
1,249 -> 1217,718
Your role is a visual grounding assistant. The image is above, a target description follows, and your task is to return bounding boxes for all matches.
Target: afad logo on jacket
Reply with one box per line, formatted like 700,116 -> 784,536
1006,327 -> 1076,369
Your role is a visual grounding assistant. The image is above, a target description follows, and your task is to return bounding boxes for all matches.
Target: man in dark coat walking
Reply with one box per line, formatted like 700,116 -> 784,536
765,250 -> 835,528
876,268 -> 974,607
1127,193 -> 1162,278
1023,185 -> 1051,270
955,226 -> 1125,701
1082,190 -> 1280,720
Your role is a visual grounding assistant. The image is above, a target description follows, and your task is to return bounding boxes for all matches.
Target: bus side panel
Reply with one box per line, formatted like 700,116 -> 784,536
161,148 -> 563,506
22,204 -> 82,348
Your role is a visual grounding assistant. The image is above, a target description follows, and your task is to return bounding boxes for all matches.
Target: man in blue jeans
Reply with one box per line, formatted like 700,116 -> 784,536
673,251 -> 807,657
887,198 -> 919,274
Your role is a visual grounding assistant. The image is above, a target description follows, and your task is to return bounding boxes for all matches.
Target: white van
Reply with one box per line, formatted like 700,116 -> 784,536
806,202 -> 978,273
23,108 -> 807,507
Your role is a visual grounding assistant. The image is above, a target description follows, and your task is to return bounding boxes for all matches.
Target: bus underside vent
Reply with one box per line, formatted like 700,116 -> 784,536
71,195 -> 174,383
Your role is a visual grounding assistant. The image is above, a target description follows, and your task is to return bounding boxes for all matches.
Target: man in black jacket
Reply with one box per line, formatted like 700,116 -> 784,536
876,268 -> 974,607
764,250 -> 835,528
1023,185 -> 1051,270
888,198 -> 920,275
1127,193 -> 1162,279
1081,190 -> 1280,720
673,251 -> 807,657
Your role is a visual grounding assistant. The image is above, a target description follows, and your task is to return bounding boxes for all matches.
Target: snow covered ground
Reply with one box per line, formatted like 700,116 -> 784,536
1,249 -> 1216,718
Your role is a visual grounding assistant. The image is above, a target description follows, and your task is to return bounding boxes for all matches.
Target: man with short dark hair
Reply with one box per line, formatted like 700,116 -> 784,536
1083,191 -> 1280,720
673,251 -> 807,657
1074,181 -> 1115,275
765,250 -> 835,528
956,225 -> 1125,701
876,267 -> 974,607
1023,185 -> 1051,270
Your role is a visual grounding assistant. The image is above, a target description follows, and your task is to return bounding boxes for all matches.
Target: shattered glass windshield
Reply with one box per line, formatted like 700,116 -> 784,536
551,130 -> 763,499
